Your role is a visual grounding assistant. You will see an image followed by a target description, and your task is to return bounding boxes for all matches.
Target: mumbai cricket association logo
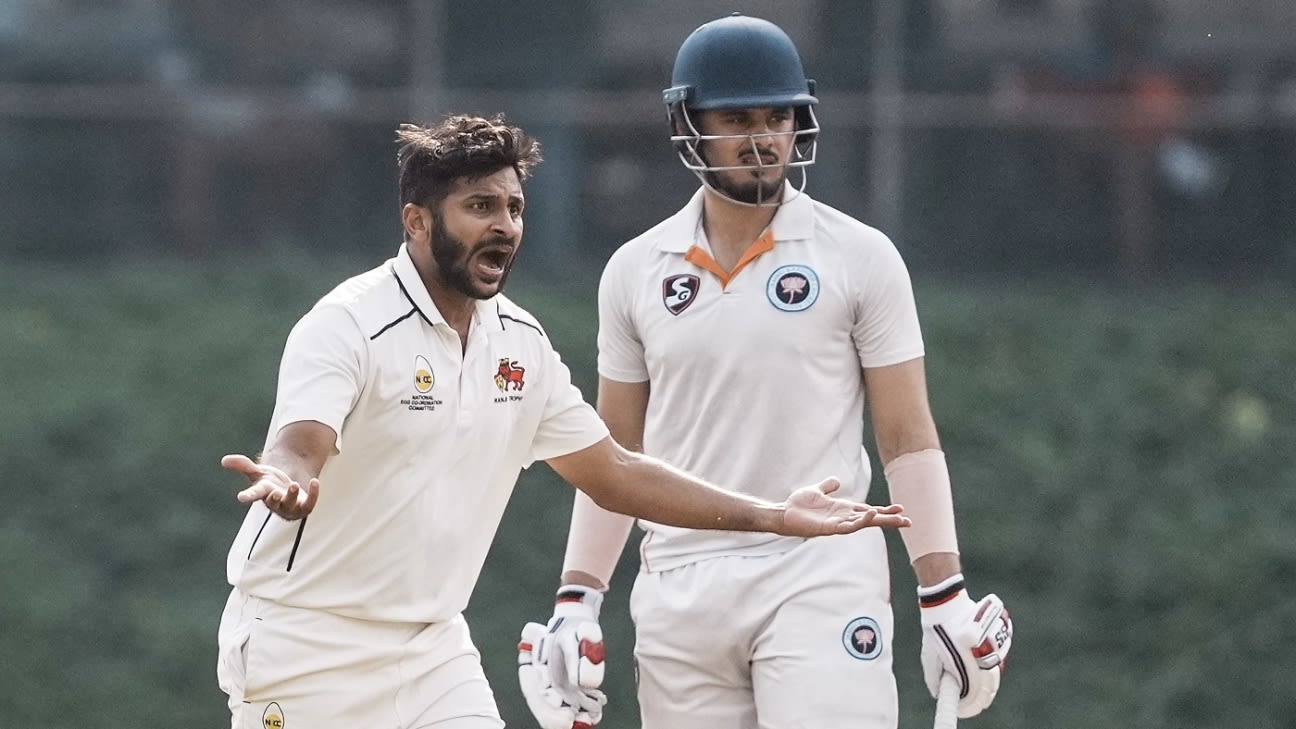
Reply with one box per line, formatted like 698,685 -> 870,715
494,357 -> 526,403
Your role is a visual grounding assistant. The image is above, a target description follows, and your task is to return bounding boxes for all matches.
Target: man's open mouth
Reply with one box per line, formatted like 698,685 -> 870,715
474,245 -> 514,278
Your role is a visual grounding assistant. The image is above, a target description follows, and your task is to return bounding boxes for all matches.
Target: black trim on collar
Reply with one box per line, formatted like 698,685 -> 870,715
498,303 -> 545,337
370,308 -> 418,340
499,313 -> 545,336
390,266 -> 434,327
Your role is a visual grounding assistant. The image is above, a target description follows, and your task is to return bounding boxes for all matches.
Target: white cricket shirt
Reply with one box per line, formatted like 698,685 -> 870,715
598,186 -> 925,571
226,244 -> 608,622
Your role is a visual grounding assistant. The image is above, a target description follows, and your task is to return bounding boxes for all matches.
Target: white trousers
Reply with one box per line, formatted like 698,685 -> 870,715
216,589 -> 503,729
631,529 -> 898,729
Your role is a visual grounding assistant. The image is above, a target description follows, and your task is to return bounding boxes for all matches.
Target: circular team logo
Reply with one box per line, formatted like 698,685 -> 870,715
413,355 -> 435,393
766,265 -> 819,311
842,616 -> 883,660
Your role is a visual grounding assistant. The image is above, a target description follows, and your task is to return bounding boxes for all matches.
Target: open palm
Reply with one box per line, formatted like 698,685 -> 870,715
780,478 -> 910,537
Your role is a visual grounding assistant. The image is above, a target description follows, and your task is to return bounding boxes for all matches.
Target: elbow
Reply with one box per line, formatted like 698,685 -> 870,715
577,445 -> 638,514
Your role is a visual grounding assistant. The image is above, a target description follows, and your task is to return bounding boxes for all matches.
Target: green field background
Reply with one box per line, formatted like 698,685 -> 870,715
1,255 -> 1293,728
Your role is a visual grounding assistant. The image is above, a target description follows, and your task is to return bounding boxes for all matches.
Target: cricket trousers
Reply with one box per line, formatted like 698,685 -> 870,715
631,528 -> 898,729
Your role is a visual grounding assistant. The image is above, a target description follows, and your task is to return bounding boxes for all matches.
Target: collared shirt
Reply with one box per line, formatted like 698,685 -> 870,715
227,244 -> 608,622
598,186 -> 924,571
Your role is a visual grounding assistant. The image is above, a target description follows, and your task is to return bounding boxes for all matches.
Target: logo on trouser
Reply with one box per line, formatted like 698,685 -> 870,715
842,617 -> 883,660
262,702 -> 285,728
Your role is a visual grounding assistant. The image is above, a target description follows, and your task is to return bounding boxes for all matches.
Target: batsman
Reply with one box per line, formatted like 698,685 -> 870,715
518,13 -> 1014,729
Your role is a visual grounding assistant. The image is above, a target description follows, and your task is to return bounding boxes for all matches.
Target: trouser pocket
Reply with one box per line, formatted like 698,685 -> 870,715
216,590 -> 255,702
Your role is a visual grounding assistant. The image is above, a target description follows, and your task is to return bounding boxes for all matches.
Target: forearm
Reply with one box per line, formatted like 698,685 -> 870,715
560,491 -> 636,590
912,552 -> 962,587
588,450 -> 786,534
260,445 -> 320,483
884,449 -> 961,585
260,421 -> 332,483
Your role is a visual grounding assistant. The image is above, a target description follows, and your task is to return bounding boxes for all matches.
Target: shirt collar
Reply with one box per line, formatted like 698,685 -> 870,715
391,243 -> 504,333
655,189 -> 708,253
654,182 -> 815,253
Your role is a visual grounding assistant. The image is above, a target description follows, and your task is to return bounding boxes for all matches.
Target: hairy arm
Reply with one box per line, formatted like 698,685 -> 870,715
865,357 -> 962,586
560,378 -> 646,590
222,420 -> 336,520
547,435 -> 790,534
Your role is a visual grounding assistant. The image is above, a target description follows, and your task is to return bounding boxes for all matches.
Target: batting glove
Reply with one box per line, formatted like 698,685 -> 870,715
918,574 -> 1013,719
517,585 -> 608,729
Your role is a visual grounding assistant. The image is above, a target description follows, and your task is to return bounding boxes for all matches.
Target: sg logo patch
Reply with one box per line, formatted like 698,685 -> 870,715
662,274 -> 700,316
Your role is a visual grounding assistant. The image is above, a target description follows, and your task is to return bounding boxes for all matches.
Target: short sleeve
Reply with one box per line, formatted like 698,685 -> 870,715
596,252 -> 649,383
851,236 -> 926,368
529,344 -> 610,463
265,303 -> 366,451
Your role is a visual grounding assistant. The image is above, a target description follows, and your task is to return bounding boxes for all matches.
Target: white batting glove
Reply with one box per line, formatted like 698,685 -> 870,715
517,585 -> 608,729
918,574 -> 1013,719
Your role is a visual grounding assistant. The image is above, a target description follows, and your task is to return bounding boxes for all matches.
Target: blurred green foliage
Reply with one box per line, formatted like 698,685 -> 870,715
1,255 -> 1293,728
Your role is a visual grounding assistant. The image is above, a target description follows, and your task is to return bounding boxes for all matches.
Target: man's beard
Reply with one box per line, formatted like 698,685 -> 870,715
429,214 -> 515,300
703,169 -> 786,204
698,145 -> 787,204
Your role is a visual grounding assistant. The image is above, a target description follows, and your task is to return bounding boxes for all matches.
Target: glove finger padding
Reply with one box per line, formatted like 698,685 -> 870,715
519,622 -> 607,729
553,619 -> 606,691
571,688 -> 608,728
918,576 -> 1014,720
519,623 -> 575,729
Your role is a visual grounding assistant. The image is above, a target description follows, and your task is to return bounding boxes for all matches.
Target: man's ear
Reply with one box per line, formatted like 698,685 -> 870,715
401,203 -> 431,241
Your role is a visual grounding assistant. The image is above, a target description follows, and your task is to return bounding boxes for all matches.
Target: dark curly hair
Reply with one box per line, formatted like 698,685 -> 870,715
395,114 -> 543,210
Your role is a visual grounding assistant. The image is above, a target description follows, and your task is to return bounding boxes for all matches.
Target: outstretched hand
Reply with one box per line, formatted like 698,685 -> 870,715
779,478 -> 911,537
221,454 -> 319,521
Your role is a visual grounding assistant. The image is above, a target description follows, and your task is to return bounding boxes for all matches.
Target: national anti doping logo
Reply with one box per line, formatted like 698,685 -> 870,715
842,616 -> 883,660
766,264 -> 819,312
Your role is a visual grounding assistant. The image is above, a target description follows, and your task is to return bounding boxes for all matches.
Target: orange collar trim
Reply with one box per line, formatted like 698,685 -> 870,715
683,230 -> 776,289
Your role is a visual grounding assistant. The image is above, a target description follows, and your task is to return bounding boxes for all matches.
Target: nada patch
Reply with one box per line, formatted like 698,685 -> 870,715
766,265 -> 819,311
842,616 -> 883,660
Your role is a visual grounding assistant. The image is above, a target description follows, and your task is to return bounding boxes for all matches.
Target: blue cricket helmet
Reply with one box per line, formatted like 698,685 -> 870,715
663,13 -> 818,111
663,13 -> 819,206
